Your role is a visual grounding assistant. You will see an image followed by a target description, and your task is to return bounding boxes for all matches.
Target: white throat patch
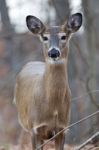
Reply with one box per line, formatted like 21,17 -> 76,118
47,58 -> 66,65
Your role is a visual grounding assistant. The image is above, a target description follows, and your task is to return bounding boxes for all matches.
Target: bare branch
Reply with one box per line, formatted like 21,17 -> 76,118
77,132 -> 99,150
36,111 -> 99,149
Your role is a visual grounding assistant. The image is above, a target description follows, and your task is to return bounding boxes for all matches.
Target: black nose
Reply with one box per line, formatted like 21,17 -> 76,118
48,48 -> 60,58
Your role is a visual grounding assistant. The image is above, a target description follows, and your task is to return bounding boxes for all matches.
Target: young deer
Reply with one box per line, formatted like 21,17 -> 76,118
14,13 -> 82,150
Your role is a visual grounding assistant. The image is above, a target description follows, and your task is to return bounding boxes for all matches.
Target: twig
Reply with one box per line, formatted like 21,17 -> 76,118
76,132 -> 99,150
36,110 -> 99,150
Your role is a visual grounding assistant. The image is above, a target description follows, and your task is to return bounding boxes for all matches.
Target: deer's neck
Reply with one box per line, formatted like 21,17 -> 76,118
44,60 -> 68,104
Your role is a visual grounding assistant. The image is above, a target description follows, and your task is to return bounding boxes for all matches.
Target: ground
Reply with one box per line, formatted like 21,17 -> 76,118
0,142 -> 99,150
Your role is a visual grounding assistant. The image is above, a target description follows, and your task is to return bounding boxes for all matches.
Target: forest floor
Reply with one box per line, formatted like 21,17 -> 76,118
0,142 -> 99,150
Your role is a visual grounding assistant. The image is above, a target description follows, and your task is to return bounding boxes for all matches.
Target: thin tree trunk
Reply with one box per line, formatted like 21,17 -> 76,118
50,0 -> 70,24
82,0 -> 98,134
0,0 -> 15,69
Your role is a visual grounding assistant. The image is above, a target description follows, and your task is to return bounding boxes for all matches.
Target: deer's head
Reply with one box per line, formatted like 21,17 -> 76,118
26,13 -> 82,63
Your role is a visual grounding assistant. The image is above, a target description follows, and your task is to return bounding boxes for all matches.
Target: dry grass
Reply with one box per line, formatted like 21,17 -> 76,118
0,143 -> 74,150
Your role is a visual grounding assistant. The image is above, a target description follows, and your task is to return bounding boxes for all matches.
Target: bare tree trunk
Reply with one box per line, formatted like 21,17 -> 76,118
82,0 -> 98,135
50,0 -> 70,24
0,0 -> 15,69
82,0 -> 96,72
0,0 -> 13,32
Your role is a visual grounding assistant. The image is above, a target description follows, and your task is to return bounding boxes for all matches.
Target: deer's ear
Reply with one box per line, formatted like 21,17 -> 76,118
26,15 -> 46,34
66,13 -> 82,33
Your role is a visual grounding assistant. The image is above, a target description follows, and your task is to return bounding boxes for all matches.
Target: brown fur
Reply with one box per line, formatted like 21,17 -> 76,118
14,27 -> 71,150
15,59 -> 71,131
14,13 -> 82,149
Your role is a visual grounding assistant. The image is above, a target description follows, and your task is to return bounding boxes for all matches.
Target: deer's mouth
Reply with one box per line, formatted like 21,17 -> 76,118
53,57 -> 60,61
48,57 -> 65,65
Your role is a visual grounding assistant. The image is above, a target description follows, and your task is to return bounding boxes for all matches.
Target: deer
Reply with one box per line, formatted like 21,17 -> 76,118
14,13 -> 82,150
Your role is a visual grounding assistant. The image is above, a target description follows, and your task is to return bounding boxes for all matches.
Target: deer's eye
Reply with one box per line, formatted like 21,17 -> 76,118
42,36 -> 48,41
61,35 -> 66,40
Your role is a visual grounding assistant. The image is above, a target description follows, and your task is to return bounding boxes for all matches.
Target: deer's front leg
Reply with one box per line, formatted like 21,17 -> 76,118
31,129 -> 43,150
55,131 -> 65,150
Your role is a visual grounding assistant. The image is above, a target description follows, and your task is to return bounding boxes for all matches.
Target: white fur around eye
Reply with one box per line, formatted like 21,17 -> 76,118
59,33 -> 66,37
42,34 -> 50,43
59,33 -> 67,43
39,34 -> 49,43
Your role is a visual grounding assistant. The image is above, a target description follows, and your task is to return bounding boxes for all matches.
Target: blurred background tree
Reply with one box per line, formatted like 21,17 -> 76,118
0,0 -> 98,146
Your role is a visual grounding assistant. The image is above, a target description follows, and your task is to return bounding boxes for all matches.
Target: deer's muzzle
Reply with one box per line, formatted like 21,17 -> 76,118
48,48 -> 60,59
